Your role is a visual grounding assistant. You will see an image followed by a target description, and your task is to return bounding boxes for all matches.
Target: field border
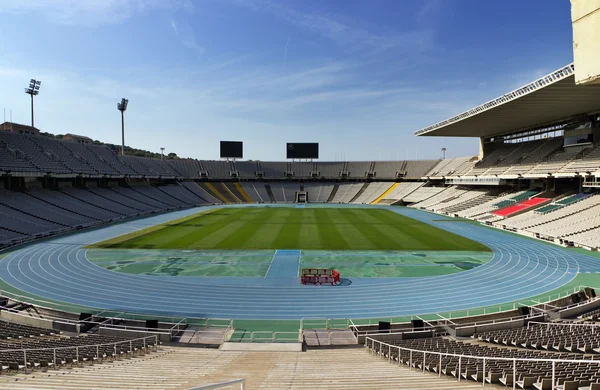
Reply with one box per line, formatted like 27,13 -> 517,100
87,207 -> 219,249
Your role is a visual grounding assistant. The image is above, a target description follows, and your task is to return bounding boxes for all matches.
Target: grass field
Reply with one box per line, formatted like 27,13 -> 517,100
91,207 -> 490,251
86,248 -> 491,278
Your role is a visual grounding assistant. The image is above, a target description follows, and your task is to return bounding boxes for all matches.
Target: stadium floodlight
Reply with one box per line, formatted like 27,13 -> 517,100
441,147 -> 447,160
24,79 -> 42,128
117,98 -> 129,156
160,147 -> 165,160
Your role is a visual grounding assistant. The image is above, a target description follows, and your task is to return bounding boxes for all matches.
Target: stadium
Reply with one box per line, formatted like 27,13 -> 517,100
0,1 -> 600,389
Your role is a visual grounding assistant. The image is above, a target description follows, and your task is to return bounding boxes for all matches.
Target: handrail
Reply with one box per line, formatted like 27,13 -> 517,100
528,321 -> 600,331
0,335 -> 159,373
0,290 -> 232,328
0,335 -> 158,353
247,331 -> 298,343
365,336 -> 600,364
365,336 -> 600,390
453,313 -> 544,330
188,379 -> 245,390
558,295 -> 600,312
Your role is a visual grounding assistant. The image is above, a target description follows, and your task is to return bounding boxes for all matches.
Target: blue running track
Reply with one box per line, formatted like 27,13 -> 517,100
0,205 -> 599,319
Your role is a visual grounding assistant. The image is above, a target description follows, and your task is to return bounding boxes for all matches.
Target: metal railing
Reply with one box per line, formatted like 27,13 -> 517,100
528,321 -> 600,333
244,331 -> 299,343
188,379 -> 245,390
300,317 -> 351,330
0,335 -> 159,373
365,336 -> 600,390
0,289 -> 232,334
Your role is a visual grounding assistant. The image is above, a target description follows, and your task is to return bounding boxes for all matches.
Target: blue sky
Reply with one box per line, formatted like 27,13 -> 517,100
0,0 -> 574,160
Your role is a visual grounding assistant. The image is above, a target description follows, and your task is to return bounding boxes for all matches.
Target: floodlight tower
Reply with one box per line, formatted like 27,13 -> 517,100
441,147 -> 447,160
24,79 -> 41,128
160,147 -> 165,160
117,98 -> 129,156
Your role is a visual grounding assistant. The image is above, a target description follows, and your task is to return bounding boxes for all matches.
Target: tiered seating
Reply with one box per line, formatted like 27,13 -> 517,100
403,160 -> 439,179
451,158 -> 477,176
483,140 -> 546,176
375,337 -> 600,389
567,227 -> 600,249
535,194 -> 588,214
501,193 -> 600,231
493,190 -> 538,208
409,186 -> 467,209
529,204 -> 600,239
0,320 -> 58,340
289,162 -> 314,178
85,144 -> 137,175
0,132 -> 71,174
0,228 -> 28,245
0,332 -> 156,372
179,181 -> 221,203
404,186 -> 450,205
239,182 -> 266,203
314,183 -> 335,202
28,188 -> 117,221
376,182 -> 423,204
167,159 -> 202,178
351,182 -> 392,204
503,138 -> 564,176
119,155 -> 155,176
0,140 -> 38,173
0,202 -> 67,237
155,184 -> 208,206
261,162 -> 287,178
559,143 -> 600,175
109,186 -> 169,212
455,189 -> 519,219
474,324 -> 600,354
492,197 -> 550,217
281,183 -> 300,202
534,204 -> 563,214
373,161 -> 403,179
330,183 -> 363,203
425,157 -> 472,177
32,136 -> 98,175
60,141 -> 120,175
432,188 -> 489,213
527,147 -> 581,176
0,189 -> 92,227
346,162 -> 371,179
466,143 -> 521,176
316,162 -> 344,178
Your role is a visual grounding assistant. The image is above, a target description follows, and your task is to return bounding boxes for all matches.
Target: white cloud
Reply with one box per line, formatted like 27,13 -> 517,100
170,19 -> 205,54
232,0 -> 435,54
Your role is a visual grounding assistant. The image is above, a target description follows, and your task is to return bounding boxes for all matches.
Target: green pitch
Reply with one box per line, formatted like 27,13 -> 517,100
91,207 -> 489,251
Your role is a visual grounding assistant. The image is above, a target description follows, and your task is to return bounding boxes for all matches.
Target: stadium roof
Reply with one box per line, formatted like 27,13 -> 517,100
415,63 -> 600,138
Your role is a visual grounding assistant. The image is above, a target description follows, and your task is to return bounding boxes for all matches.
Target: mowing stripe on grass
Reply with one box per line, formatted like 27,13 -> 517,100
91,207 -> 490,252
326,208 -> 377,249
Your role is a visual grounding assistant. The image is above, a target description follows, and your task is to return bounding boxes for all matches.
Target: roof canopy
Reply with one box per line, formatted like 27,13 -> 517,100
415,64 -> 600,138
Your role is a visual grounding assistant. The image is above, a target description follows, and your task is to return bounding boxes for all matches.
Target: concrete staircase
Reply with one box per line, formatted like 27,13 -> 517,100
0,346 -> 496,389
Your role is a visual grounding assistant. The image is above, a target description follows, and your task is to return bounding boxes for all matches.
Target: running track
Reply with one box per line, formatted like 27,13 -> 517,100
1,205 -> 599,320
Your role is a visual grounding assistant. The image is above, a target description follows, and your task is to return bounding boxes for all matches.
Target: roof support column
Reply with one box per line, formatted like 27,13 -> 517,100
478,137 -> 485,160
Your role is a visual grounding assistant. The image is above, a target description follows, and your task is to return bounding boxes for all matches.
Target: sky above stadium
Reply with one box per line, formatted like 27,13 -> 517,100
0,0 -> 574,160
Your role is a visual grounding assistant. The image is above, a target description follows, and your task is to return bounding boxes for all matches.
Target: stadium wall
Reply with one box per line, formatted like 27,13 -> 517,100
572,0 -> 600,85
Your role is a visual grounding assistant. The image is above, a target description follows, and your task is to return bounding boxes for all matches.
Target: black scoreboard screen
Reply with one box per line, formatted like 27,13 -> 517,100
220,141 -> 243,159
286,143 -> 318,159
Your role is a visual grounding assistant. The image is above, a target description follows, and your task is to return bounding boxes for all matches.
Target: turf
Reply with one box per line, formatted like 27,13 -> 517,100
300,251 -> 491,277
91,207 -> 490,251
87,249 -> 272,277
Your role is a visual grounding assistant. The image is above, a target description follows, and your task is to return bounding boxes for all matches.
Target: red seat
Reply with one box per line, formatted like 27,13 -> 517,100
493,198 -> 550,217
